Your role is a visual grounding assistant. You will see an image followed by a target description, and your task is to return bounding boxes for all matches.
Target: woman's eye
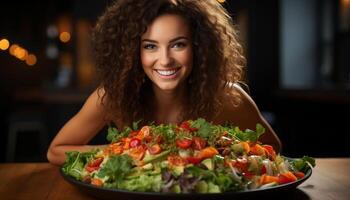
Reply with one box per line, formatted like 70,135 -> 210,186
143,44 -> 156,50
172,42 -> 186,49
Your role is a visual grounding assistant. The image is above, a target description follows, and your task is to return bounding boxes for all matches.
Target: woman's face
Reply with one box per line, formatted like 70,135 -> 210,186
140,14 -> 193,92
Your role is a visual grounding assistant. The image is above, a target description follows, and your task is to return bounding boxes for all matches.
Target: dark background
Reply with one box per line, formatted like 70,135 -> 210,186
0,0 -> 349,163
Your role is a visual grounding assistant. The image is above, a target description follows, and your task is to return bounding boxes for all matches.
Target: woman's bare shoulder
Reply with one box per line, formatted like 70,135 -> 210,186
215,82 -> 260,128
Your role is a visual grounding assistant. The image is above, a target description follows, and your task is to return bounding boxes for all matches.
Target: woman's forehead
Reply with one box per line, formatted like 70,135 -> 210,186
141,14 -> 191,42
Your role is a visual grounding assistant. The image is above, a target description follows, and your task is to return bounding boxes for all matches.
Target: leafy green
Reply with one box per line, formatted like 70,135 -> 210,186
231,123 -> 265,142
291,156 -> 316,172
191,118 -> 213,139
97,154 -> 133,183
106,126 -> 132,143
62,151 -> 94,180
118,174 -> 162,192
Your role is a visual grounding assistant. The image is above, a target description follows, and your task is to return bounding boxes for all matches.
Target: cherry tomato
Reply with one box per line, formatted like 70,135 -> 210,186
192,137 -> 207,150
180,121 -> 198,132
186,156 -> 202,164
85,157 -> 104,172
130,138 -> 142,148
176,139 -> 192,149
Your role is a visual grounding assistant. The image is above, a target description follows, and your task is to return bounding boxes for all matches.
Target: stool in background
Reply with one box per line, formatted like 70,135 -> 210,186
6,111 -> 48,162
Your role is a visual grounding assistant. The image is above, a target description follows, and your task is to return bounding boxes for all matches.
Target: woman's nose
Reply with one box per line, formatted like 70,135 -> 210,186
159,48 -> 172,67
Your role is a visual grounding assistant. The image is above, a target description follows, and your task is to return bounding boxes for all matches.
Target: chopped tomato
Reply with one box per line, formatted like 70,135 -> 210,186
176,139 -> 192,149
249,143 -> 266,156
261,165 -> 267,175
263,145 -> 276,160
186,156 -> 202,164
85,157 -> 104,172
130,138 -> 142,148
180,121 -> 198,132
278,172 -> 297,184
148,144 -> 162,155
242,171 -> 255,179
168,154 -> 187,166
232,157 -> 248,172
192,137 -> 207,150
293,171 -> 305,179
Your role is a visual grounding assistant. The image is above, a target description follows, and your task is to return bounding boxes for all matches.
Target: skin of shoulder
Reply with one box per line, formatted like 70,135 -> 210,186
215,84 -> 282,152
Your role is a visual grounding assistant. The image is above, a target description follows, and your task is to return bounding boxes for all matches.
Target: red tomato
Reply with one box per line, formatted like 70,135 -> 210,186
261,165 -> 267,175
86,157 -> 104,172
192,137 -> 207,150
176,139 -> 192,149
186,156 -> 202,164
294,172 -> 305,179
130,138 -> 141,148
148,144 -> 162,155
233,157 -> 248,172
263,145 -> 276,160
180,121 -> 198,132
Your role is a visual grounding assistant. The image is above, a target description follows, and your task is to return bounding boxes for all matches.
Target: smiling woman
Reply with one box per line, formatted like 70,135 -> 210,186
47,0 -> 281,166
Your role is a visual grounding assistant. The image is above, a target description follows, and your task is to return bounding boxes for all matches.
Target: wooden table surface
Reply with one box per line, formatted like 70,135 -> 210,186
0,158 -> 349,200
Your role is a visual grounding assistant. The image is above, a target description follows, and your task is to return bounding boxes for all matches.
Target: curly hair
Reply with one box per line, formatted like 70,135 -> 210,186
91,0 -> 246,127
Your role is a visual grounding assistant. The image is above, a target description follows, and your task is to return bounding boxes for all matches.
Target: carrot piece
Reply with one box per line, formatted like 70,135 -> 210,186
260,174 -> 279,185
91,178 -> 103,186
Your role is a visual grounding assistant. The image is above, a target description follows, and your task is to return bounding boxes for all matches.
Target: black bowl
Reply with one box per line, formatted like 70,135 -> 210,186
60,159 -> 312,200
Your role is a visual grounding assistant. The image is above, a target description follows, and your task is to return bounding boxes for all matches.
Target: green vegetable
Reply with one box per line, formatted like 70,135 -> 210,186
97,154 -> 133,183
291,156 -> 316,173
62,151 -> 94,180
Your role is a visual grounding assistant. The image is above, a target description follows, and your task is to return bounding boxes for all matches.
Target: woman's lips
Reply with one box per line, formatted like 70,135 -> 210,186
154,67 -> 181,79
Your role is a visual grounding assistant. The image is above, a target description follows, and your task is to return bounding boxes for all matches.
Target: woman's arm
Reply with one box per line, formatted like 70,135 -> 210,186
47,89 -> 108,165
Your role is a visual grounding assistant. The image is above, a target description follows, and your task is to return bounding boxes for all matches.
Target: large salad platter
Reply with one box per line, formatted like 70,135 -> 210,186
61,118 -> 315,199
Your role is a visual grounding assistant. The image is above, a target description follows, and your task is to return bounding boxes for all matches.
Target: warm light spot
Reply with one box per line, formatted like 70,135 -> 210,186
9,44 -> 19,55
26,54 -> 37,66
0,38 -> 10,50
59,31 -> 71,43
217,0 -> 226,3
342,0 -> 350,6
17,48 -> 28,61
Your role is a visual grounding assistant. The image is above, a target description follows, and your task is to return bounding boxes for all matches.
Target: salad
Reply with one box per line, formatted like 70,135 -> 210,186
62,118 -> 315,193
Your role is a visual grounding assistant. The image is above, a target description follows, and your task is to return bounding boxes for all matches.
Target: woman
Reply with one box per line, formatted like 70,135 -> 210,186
47,0 -> 281,165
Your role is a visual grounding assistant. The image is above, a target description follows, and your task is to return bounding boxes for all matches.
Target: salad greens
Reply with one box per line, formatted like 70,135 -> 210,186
62,118 -> 315,193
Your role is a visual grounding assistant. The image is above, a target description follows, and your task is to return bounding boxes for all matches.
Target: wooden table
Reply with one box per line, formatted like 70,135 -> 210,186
0,158 -> 349,200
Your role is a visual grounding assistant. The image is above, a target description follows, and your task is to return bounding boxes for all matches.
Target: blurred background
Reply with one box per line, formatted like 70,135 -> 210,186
0,0 -> 349,163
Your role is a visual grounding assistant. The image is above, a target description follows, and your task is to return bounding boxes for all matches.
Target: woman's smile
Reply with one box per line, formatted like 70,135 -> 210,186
154,67 -> 181,79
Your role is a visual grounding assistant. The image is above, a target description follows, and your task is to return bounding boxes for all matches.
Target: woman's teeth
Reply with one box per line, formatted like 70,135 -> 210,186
156,69 -> 178,76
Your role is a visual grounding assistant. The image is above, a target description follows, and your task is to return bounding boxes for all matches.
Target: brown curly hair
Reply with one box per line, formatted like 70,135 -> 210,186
91,0 -> 246,127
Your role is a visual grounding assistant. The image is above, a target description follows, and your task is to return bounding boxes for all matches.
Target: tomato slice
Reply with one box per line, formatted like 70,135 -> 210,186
130,138 -> 142,148
192,137 -> 207,150
186,156 -> 202,164
86,157 -> 104,172
176,139 -> 192,149
180,121 -> 198,132
148,144 -> 162,155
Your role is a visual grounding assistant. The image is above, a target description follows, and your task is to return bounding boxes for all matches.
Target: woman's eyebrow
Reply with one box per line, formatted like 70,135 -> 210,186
141,36 -> 189,43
